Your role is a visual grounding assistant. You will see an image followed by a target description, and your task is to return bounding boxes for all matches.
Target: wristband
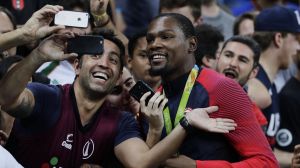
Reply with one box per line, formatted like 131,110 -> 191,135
92,12 -> 110,27
179,116 -> 193,133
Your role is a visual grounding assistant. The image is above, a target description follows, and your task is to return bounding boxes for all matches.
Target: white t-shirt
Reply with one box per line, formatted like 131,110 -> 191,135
36,60 -> 75,85
0,145 -> 23,168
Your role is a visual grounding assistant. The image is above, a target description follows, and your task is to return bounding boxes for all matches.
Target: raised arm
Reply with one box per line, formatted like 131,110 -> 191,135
0,33 -> 77,118
0,5 -> 65,51
90,0 -> 128,46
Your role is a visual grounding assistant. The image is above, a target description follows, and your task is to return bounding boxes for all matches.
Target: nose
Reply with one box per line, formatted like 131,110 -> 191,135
96,54 -> 109,68
148,38 -> 162,52
229,57 -> 238,68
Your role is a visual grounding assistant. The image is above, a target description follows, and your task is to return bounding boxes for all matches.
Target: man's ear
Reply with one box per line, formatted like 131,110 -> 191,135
188,37 -> 197,54
73,58 -> 80,76
249,66 -> 259,79
274,32 -> 283,48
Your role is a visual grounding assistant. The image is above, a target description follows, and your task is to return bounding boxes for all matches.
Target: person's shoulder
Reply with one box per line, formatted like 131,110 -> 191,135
27,82 -> 61,92
197,68 -> 239,90
248,78 -> 271,109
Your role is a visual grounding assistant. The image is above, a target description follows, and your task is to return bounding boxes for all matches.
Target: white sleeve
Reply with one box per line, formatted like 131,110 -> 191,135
0,146 -> 23,168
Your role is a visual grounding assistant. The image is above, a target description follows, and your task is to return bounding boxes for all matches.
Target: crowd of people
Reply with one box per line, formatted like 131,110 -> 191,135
0,0 -> 300,167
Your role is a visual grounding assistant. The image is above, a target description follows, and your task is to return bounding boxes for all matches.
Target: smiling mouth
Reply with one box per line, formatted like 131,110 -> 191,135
92,72 -> 108,81
150,53 -> 167,64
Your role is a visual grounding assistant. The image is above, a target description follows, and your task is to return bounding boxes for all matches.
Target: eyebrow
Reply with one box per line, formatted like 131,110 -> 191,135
124,77 -> 133,84
110,51 -> 121,57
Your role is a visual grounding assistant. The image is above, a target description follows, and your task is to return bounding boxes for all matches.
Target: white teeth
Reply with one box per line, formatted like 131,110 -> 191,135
153,54 -> 165,59
93,72 -> 108,80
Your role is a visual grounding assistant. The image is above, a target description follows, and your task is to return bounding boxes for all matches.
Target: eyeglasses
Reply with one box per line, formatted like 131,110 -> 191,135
110,85 -> 123,95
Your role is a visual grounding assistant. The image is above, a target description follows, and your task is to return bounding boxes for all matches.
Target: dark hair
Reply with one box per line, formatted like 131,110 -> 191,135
253,31 -> 287,52
159,0 -> 202,21
128,29 -> 147,58
233,13 -> 255,35
195,24 -> 224,66
92,29 -> 125,70
0,55 -> 23,80
221,35 -> 261,68
0,6 -> 17,30
151,13 -> 195,39
58,0 -> 89,11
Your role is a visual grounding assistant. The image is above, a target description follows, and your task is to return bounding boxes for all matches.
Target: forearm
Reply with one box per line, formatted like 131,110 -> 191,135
0,28 -> 32,51
116,125 -> 187,168
145,126 -> 162,148
0,50 -> 43,105
143,125 -> 187,167
93,15 -> 128,47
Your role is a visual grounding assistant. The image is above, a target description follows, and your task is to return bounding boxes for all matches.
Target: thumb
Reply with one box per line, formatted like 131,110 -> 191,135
205,106 -> 219,114
46,25 -> 66,35
38,25 -> 66,38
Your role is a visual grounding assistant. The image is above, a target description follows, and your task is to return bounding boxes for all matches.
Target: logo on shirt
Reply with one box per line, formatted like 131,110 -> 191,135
276,128 -> 293,147
82,139 -> 94,159
62,134 -> 73,150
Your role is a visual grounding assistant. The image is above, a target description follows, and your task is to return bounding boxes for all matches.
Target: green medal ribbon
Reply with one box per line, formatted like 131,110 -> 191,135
163,65 -> 199,135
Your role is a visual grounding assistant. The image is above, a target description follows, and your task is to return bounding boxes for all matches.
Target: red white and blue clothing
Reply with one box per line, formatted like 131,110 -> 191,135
143,67 -> 278,168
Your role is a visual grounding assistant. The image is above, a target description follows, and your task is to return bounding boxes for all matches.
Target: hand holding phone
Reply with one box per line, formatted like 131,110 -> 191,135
54,11 -> 89,28
67,35 -> 104,55
129,80 -> 155,105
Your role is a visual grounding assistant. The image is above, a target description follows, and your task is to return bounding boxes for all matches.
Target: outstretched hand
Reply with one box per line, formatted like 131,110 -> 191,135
34,31 -> 78,62
186,106 -> 237,133
140,92 -> 168,131
22,5 -> 65,41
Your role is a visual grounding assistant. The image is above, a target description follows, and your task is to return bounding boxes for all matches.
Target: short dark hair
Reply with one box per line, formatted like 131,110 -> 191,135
0,55 -> 23,80
0,6 -> 17,30
233,13 -> 255,35
159,0 -> 202,21
92,29 -> 125,70
195,24 -> 224,66
151,13 -> 195,39
128,29 -> 147,58
221,35 -> 261,68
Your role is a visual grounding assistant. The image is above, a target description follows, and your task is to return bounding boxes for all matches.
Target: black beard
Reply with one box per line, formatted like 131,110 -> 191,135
149,66 -> 168,77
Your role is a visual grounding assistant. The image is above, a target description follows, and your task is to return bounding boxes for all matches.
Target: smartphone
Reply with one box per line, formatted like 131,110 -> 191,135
54,11 -> 89,28
129,80 -> 155,105
67,35 -> 104,55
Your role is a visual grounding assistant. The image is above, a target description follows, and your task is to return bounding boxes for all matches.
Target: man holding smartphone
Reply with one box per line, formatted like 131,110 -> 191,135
142,13 -> 278,167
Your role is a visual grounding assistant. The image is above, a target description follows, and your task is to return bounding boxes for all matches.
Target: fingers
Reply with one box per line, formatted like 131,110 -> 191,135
34,5 -> 63,18
151,94 -> 165,109
158,98 -> 168,112
43,25 -> 66,37
147,92 -> 160,107
140,92 -> 152,106
205,106 -> 219,114
61,53 -> 78,60
295,144 -> 300,154
140,92 -> 152,114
